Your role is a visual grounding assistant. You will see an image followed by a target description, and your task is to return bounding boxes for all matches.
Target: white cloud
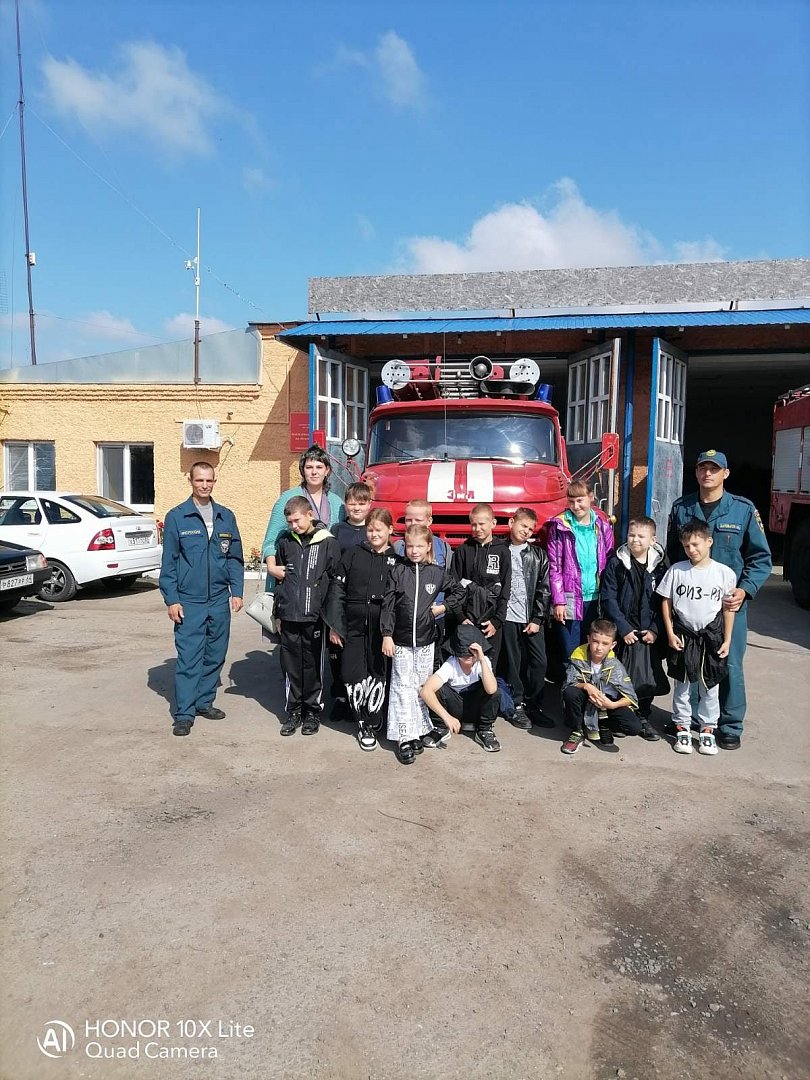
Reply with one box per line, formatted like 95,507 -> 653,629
403,179 -> 726,273
0,308 -> 154,368
335,31 -> 426,109
41,41 -> 227,156
79,310 -> 144,341
165,313 -> 234,338
673,238 -> 728,263
242,166 -> 273,196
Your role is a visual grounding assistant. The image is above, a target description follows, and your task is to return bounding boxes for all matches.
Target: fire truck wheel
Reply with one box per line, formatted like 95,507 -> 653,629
790,519 -> 810,609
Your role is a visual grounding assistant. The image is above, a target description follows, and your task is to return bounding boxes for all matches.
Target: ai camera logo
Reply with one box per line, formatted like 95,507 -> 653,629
37,1020 -> 76,1058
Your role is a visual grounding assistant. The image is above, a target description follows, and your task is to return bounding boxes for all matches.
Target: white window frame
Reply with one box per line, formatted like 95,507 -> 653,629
3,440 -> 56,490
97,443 -> 155,511
655,351 -> 687,444
587,352 -> 611,442
316,356 -> 369,444
566,360 -> 587,444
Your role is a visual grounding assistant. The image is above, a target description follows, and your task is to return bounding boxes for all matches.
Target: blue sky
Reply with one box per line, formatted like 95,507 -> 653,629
1,0 -> 808,367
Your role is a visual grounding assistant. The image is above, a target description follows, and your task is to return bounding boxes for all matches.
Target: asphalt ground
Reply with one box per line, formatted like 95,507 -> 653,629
1,574 -> 808,1080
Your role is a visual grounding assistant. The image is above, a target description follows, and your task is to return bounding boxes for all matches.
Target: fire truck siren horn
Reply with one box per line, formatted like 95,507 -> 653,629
381,359 -> 412,390
469,355 -> 493,380
510,358 -> 541,384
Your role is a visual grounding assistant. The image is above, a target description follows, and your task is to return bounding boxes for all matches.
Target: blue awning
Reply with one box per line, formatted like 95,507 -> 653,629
279,308 -> 810,339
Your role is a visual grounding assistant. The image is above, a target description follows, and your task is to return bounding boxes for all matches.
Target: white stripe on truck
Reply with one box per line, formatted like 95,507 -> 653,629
427,461 -> 457,502
466,462 -> 494,502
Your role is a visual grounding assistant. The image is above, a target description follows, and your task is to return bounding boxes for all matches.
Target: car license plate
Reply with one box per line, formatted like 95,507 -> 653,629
0,573 -> 34,590
127,534 -> 151,547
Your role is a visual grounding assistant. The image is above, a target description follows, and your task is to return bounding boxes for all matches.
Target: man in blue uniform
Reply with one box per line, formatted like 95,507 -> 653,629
666,449 -> 772,750
159,462 -> 244,736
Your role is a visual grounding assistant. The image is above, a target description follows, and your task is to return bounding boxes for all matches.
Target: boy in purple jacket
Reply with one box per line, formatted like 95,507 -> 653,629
547,480 -> 615,661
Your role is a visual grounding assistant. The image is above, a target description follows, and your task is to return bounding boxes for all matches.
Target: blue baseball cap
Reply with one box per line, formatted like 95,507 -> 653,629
696,449 -> 728,469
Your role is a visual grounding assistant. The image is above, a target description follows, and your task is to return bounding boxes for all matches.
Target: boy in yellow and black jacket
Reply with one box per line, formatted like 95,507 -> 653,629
269,496 -> 341,736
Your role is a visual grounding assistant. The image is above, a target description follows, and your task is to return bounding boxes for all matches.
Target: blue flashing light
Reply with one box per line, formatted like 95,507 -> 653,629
535,383 -> 552,402
376,386 -> 395,405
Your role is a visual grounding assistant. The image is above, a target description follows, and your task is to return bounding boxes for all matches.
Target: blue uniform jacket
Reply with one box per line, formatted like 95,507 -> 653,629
665,491 -> 771,600
159,498 -> 244,606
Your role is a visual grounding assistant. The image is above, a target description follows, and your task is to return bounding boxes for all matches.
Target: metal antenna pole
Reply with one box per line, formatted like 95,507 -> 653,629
193,207 -> 201,384
15,0 -> 36,365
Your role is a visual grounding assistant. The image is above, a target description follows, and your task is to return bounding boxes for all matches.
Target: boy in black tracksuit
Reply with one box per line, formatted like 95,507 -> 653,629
445,503 -> 511,668
499,507 -> 554,730
271,496 -> 341,736
329,482 -> 373,719
598,515 -> 668,740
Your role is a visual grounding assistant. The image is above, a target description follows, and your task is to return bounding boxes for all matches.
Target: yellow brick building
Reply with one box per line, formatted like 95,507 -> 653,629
0,328 -> 312,558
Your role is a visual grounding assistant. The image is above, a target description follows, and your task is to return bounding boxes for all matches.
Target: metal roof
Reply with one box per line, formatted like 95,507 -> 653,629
279,308 -> 810,339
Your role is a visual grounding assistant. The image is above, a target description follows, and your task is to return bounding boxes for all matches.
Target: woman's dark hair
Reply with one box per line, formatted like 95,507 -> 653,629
298,444 -> 332,491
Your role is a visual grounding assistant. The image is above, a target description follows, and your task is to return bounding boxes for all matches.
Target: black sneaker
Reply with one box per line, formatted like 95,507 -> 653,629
528,705 -> 555,728
196,705 -> 226,720
475,728 -> 501,753
510,704 -> 532,730
172,720 -> 193,736
280,713 -> 301,736
422,726 -> 451,749
301,715 -> 321,736
639,723 -> 661,742
598,728 -> 615,745
357,722 -> 377,752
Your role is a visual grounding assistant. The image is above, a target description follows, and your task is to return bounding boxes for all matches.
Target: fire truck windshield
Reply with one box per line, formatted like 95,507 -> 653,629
368,412 -> 557,466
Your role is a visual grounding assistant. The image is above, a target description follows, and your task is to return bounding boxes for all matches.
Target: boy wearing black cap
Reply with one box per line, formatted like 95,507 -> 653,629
419,625 -> 501,752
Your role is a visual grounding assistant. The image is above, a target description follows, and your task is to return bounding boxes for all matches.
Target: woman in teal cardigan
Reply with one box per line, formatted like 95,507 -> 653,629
262,445 -> 345,592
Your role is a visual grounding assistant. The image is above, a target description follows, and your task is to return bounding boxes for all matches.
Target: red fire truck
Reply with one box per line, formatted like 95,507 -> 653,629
770,383 -> 810,608
342,356 -> 618,542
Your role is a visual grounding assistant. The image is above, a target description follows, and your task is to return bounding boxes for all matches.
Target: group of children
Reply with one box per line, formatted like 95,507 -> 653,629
268,475 -> 736,763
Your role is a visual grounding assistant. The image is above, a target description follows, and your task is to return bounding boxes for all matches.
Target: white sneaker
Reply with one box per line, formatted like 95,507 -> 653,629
698,731 -> 718,756
674,728 -> 693,754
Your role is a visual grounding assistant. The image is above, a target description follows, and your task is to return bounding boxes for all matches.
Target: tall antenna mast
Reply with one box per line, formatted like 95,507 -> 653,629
16,0 -> 37,365
185,208 -> 201,383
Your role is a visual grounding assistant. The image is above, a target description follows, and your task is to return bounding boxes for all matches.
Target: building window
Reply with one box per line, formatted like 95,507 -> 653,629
3,441 -> 56,490
655,351 -> 687,444
317,358 -> 369,443
566,360 -> 587,444
98,443 -> 155,509
587,353 -> 611,442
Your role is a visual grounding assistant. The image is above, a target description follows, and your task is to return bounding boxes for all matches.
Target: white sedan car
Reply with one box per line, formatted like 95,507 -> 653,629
0,491 -> 162,601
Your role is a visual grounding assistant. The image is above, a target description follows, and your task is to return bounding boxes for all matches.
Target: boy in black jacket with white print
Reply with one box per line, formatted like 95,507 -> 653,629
445,503 -> 511,668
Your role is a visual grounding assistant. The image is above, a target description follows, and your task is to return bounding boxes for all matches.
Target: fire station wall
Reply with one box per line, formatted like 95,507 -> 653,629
0,336 -> 309,560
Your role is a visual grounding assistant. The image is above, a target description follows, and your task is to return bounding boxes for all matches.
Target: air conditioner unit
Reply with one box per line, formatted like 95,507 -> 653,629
182,419 -> 222,449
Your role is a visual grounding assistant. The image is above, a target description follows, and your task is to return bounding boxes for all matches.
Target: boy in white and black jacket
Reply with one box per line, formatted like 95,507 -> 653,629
271,496 -> 341,737
499,507 -> 554,730
445,503 -> 511,668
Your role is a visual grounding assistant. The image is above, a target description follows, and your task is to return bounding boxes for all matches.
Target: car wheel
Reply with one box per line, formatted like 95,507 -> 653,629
101,575 -> 139,591
38,561 -> 78,602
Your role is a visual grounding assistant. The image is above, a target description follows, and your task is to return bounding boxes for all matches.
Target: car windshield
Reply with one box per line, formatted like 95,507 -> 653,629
368,411 -> 558,466
64,495 -> 140,518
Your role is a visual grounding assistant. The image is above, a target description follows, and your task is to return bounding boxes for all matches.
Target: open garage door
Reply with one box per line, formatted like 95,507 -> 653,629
565,339 -> 621,513
646,338 -> 688,536
311,344 -> 371,494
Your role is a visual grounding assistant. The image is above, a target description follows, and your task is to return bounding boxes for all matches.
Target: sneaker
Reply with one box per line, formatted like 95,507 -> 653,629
475,728 -> 501,753
674,728 -> 693,754
412,738 -> 425,755
598,728 -> 615,746
698,731 -> 718,756
561,731 -> 584,755
172,720 -> 193,737
640,723 -> 661,742
528,705 -> 555,728
586,728 -> 601,742
510,704 -> 532,730
397,740 -> 416,765
301,715 -> 321,736
421,726 -> 451,749
280,713 -> 301,737
357,722 -> 377,752
196,705 -> 225,720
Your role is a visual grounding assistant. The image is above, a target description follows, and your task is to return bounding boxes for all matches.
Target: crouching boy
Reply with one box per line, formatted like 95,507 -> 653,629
419,625 -> 501,753
560,618 -> 642,754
